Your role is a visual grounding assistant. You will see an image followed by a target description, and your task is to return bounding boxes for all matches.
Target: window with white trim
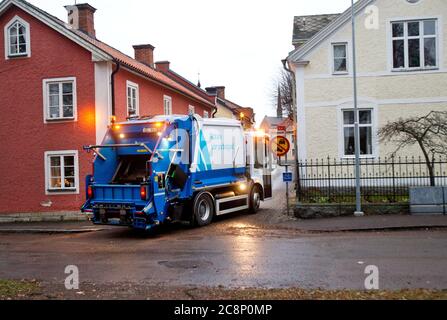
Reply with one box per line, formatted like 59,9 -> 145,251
203,110 -> 209,118
45,151 -> 79,193
188,105 -> 195,115
127,81 -> 139,117
391,19 -> 438,70
332,43 -> 348,73
44,78 -> 76,121
163,95 -> 172,115
4,16 -> 30,58
342,109 -> 374,157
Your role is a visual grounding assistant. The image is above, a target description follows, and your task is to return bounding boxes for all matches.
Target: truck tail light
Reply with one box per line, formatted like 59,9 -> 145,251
87,185 -> 94,199
140,185 -> 148,201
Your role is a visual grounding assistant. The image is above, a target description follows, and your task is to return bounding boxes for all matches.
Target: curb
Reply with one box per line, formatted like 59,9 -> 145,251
0,228 -> 103,234
300,225 -> 447,233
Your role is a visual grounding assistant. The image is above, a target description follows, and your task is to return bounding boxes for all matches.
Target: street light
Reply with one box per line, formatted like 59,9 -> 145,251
351,0 -> 364,217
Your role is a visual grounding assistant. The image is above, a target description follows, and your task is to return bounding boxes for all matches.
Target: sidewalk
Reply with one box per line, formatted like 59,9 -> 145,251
278,214 -> 447,232
1,212 -> 447,234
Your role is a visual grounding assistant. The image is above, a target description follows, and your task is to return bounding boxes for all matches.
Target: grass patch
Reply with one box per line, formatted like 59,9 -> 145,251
0,280 -> 40,300
187,288 -> 447,300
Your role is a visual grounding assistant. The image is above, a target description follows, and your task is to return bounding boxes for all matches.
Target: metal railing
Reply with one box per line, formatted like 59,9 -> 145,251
297,156 -> 447,204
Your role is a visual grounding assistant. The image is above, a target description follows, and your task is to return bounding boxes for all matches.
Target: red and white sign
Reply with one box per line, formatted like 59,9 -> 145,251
277,125 -> 286,132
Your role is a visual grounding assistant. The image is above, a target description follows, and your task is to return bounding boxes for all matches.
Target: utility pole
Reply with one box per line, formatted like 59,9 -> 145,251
282,60 -> 300,201
351,0 -> 364,217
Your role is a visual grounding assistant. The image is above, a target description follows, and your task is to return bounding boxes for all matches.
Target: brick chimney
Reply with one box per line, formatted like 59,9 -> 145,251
155,61 -> 170,73
205,86 -> 225,99
65,3 -> 96,38
133,44 -> 155,67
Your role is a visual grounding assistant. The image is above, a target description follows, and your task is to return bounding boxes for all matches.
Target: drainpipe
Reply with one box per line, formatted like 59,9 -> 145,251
212,96 -> 218,118
282,58 -> 301,199
111,59 -> 121,118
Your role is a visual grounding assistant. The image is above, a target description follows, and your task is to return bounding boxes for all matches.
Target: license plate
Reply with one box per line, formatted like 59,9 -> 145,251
108,218 -> 121,225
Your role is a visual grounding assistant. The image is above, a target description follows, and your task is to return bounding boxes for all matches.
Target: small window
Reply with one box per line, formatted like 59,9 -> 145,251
188,105 -> 195,115
163,95 -> 172,115
43,78 -> 76,121
45,151 -> 79,194
332,43 -> 348,74
342,109 -> 374,157
127,81 -> 139,117
391,19 -> 438,70
4,16 -> 30,58
203,111 -> 209,118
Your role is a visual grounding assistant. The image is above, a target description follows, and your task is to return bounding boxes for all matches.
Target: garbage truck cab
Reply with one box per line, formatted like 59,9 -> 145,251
82,115 -> 272,231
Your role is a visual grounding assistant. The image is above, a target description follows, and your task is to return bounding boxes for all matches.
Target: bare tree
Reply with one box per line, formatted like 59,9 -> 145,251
378,111 -> 447,186
272,69 -> 294,119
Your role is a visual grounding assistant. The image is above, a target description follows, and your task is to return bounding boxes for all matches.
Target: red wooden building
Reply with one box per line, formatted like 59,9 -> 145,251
0,0 -> 215,214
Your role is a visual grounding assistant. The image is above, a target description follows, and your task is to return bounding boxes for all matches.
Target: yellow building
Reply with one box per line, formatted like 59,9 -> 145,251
287,0 -> 447,161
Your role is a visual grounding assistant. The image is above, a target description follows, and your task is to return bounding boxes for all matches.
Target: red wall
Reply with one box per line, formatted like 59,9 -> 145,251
0,6 -> 96,213
0,5 -> 214,214
114,69 -> 213,121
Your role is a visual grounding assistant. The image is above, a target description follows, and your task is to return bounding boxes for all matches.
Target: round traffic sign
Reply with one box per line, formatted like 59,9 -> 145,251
272,136 -> 290,157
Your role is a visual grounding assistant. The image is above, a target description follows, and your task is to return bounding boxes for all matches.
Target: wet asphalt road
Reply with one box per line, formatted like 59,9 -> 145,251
1,202 -> 447,291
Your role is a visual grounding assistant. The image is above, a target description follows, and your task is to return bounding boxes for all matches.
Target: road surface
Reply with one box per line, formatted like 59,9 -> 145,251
1,200 -> 446,291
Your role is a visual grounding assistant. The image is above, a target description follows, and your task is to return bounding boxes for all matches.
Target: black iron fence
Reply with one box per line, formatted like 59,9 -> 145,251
297,156 -> 447,204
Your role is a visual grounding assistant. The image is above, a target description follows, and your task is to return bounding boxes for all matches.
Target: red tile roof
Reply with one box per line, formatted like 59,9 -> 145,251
73,31 -> 214,107
8,0 -> 214,107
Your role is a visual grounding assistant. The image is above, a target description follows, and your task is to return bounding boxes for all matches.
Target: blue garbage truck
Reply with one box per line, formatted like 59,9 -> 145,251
81,115 -> 272,231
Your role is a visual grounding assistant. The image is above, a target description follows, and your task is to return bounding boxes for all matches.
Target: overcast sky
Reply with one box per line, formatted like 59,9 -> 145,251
29,0 -> 351,124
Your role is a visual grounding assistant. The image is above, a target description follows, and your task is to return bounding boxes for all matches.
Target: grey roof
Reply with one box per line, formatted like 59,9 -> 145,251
288,0 -> 374,62
261,116 -> 286,128
293,14 -> 340,44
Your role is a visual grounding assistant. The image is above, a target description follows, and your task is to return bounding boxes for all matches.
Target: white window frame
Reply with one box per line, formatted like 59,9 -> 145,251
126,81 -> 139,117
188,105 -> 195,115
43,77 -> 77,123
332,42 -> 349,75
203,110 -> 209,118
44,150 -> 79,195
390,18 -> 439,71
4,15 -> 31,59
163,95 -> 172,115
338,106 -> 378,159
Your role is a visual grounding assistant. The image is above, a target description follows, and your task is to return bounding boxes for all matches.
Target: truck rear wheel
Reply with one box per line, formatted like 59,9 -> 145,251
248,184 -> 262,214
192,192 -> 214,227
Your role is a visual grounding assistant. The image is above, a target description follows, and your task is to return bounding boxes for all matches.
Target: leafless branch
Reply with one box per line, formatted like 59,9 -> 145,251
271,69 -> 295,119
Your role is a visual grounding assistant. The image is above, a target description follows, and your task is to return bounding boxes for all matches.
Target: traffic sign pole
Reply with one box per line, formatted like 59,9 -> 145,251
286,153 -> 289,216
278,154 -> 291,216
274,135 -> 292,216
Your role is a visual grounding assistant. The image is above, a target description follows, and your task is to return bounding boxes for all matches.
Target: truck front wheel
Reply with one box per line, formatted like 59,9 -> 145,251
192,192 -> 214,227
248,184 -> 262,214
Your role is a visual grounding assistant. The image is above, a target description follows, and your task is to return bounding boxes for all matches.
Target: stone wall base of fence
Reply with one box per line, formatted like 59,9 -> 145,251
294,203 -> 409,219
0,212 -> 88,224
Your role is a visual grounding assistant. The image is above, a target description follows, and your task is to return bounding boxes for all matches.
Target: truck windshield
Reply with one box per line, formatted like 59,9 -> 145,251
112,156 -> 149,185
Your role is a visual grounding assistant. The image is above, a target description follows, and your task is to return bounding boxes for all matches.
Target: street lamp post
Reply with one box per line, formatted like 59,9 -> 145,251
351,0 -> 364,217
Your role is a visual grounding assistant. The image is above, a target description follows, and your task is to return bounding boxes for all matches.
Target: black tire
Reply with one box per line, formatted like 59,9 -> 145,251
248,184 -> 262,214
192,192 -> 214,227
